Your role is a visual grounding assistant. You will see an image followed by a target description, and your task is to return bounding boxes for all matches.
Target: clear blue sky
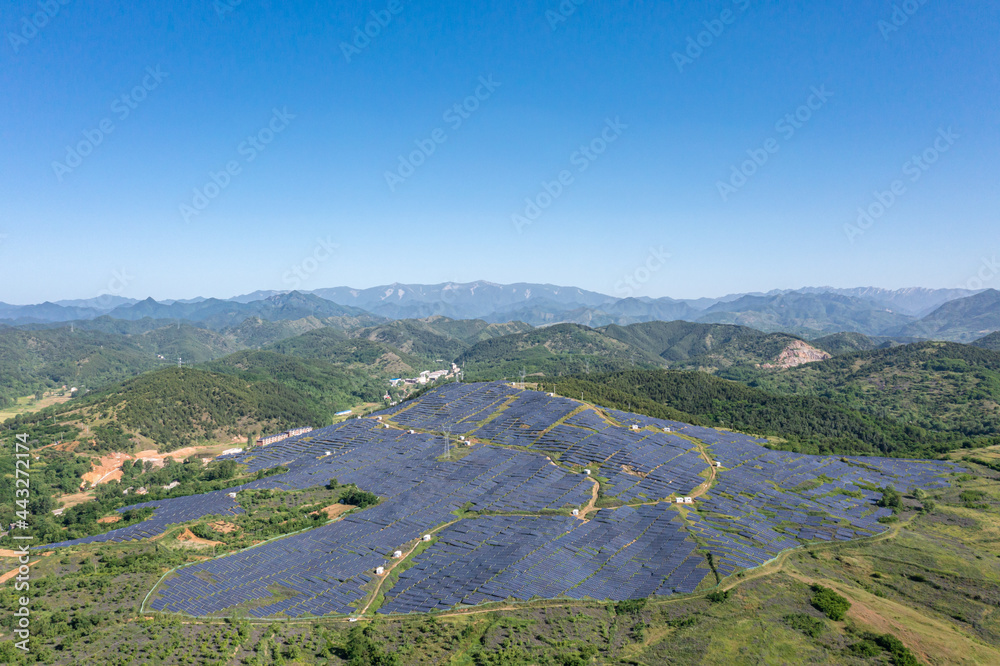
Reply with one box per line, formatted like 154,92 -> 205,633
2,0 -> 998,303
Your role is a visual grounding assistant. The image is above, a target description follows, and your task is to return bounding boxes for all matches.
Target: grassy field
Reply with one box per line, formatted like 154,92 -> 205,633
0,391 -> 73,422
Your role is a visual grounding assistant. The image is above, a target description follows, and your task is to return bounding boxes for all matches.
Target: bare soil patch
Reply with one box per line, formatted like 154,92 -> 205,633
761,340 -> 831,369
175,528 -> 222,548
209,521 -> 240,534
621,464 -> 648,479
97,515 -> 122,524
0,552 -> 53,584
312,504 -> 356,520
81,452 -> 132,486
56,490 -> 95,510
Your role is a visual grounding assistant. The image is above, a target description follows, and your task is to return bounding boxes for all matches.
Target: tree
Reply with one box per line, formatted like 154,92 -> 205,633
877,486 -> 902,511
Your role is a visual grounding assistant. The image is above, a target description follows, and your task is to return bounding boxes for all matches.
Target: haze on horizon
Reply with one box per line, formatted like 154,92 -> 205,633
2,1 -> 998,304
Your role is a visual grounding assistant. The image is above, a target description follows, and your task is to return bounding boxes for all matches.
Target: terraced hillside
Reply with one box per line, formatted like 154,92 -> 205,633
41,382 -> 959,620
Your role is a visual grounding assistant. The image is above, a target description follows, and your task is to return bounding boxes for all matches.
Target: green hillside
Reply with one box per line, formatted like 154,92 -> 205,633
726,342 -> 1000,437
267,329 -> 428,375
0,321 -> 299,409
0,328 -> 168,404
204,350 -> 387,416
972,330 -> 1000,351
537,370 -> 958,457
896,289 -> 1000,342
597,321 -> 779,362
220,315 -> 331,348
4,359 -> 386,452
810,331 -> 904,355
696,292 -> 916,336
349,319 -> 471,361
456,323 -> 664,379
91,367 -> 324,450
407,316 -> 533,343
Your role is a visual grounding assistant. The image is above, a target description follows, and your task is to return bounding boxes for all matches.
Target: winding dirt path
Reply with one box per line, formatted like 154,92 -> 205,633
688,438 -> 718,499
357,520 -> 460,616
577,477 -> 601,520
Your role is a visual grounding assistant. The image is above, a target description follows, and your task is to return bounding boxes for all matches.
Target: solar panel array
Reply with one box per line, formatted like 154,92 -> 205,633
380,504 -> 707,614
41,381 -> 960,618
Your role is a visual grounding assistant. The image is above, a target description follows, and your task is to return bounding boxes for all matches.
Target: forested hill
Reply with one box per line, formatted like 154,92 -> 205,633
973,331 -> 1000,351
455,323 -> 664,379
1,363 -> 385,452
724,341 -> 1000,437
538,370 -> 998,458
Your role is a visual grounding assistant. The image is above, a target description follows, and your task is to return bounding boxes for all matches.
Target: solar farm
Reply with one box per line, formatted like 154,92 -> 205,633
44,381 -> 961,619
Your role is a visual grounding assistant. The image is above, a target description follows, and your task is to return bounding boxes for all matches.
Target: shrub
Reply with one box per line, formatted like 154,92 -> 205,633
340,487 -> 381,509
811,584 -> 850,621
613,598 -> 646,615
848,639 -> 881,657
862,631 -> 921,666
784,613 -> 824,638
878,486 -> 903,511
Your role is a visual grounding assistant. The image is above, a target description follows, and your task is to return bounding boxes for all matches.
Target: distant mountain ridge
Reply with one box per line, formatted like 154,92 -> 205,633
1,284 -> 995,342
893,289 -> 1000,342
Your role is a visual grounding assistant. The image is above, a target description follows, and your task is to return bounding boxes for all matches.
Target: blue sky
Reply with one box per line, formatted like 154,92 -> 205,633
1,0 -> 998,303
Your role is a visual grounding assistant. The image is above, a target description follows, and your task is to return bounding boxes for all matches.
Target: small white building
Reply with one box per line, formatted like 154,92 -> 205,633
630,425 -> 640,431
675,497 -> 685,504
683,497 -> 694,504
392,550 -> 403,558
571,509 -> 580,516
422,534 -> 432,542
584,469 -> 591,476
375,566 -> 384,575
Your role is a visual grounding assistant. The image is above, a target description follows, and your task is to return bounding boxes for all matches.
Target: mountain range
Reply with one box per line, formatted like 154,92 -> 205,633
1,283 -> 997,343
